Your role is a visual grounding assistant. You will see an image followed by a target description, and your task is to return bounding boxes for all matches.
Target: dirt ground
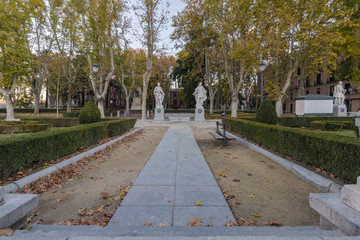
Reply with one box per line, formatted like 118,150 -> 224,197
30,126 -> 168,225
191,126 -> 322,226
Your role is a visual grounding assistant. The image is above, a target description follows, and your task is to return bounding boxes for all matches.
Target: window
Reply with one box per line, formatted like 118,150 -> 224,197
305,77 -> 310,87
283,103 -> 286,112
317,88 -> 321,94
290,104 -> 293,113
344,83 -> 352,94
290,93 -> 293,100
329,86 -> 335,96
328,71 -> 336,82
306,90 -> 310,95
316,73 -> 322,85
297,67 -> 301,75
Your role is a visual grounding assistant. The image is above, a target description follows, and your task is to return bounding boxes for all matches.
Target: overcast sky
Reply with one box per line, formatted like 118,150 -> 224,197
127,0 -> 186,56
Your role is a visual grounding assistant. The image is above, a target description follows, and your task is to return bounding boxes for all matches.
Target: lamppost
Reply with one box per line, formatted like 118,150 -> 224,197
259,61 -> 266,103
92,63 -> 99,106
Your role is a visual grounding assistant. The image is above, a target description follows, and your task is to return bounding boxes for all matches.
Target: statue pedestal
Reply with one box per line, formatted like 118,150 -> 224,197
130,97 -> 142,110
154,106 -> 164,121
195,107 -> 205,122
333,104 -> 347,116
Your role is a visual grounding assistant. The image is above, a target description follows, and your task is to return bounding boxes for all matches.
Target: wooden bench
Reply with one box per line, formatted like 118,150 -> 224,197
209,121 -> 235,146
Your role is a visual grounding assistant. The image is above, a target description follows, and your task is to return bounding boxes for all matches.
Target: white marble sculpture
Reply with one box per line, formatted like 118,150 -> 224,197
334,81 -> 346,105
154,83 -> 165,108
193,82 -> 207,108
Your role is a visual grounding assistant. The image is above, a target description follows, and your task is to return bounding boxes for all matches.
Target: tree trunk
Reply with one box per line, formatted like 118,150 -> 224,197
98,98 -> 105,118
125,96 -> 130,115
4,94 -> 15,121
34,91 -> 40,114
67,82 -> 72,112
230,91 -> 238,117
141,83 -> 148,120
275,68 -> 295,116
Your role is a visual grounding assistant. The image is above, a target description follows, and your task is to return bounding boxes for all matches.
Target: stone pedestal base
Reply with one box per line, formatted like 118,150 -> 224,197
154,107 -> 164,121
341,176 -> 360,212
333,105 -> 347,116
195,107 -> 205,122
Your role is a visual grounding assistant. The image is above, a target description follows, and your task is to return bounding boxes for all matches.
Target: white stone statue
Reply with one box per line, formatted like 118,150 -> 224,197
334,81 -> 346,105
193,82 -> 207,108
154,83 -> 165,108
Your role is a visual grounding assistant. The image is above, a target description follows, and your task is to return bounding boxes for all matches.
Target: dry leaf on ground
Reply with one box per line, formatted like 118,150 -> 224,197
195,201 -> 203,206
187,217 -> 203,226
264,220 -> 283,227
0,228 -> 14,236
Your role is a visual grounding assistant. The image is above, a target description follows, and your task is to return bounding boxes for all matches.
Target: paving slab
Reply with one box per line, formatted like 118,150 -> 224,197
109,206 -> 173,227
109,126 -> 234,227
173,206 -> 235,226
175,186 -> 227,206
121,186 -> 175,206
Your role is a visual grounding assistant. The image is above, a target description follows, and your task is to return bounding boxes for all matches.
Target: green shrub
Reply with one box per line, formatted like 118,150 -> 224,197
63,112 -> 80,118
78,102 -> 101,124
0,118 -> 136,180
310,121 -> 352,131
222,117 -> 360,183
20,117 -> 79,127
256,100 -> 278,125
278,116 -> 354,128
0,121 -> 50,134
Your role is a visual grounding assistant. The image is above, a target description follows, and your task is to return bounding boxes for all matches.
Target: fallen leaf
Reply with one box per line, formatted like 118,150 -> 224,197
57,195 -> 67,201
267,165 -> 275,169
232,179 -> 240,182
159,223 -> 169,226
248,194 -> 255,198
237,218 -> 256,226
113,219 -> 118,223
100,192 -> 110,199
225,221 -> 237,227
143,221 -> 152,226
266,180 -> 273,184
252,213 -> 260,218
0,228 -> 14,236
259,161 -> 266,164
195,201 -> 203,206
264,220 -> 283,227
217,172 -> 228,178
187,217 -> 203,226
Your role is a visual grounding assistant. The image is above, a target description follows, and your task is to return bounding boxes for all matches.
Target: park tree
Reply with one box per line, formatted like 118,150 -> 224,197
29,0 -> 53,113
133,0 -> 169,120
79,0 -> 126,118
0,0 -> 41,120
172,0 -> 220,113
262,0 -> 351,116
117,48 -> 146,115
49,0 -> 84,112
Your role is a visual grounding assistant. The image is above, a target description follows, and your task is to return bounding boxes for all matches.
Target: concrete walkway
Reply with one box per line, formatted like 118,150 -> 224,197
108,125 -> 235,227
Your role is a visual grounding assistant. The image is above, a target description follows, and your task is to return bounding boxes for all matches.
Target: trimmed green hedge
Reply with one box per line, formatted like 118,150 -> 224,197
0,118 -> 136,180
63,112 -> 80,118
0,122 -> 50,134
19,117 -> 79,127
278,116 -> 354,128
0,108 -> 81,113
310,121 -> 353,131
222,117 -> 360,183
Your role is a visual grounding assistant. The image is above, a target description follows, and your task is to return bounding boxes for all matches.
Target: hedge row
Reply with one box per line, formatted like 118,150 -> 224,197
0,108 -> 82,113
0,118 -> 136,179
310,121 -> 353,131
222,117 -> 360,183
19,117 -> 79,127
278,116 -> 355,128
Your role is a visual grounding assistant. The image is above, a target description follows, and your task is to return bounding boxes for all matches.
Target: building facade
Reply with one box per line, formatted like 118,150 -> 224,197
283,69 -> 360,115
